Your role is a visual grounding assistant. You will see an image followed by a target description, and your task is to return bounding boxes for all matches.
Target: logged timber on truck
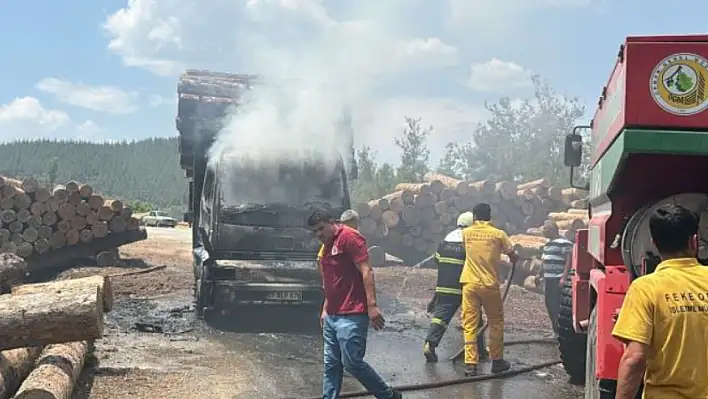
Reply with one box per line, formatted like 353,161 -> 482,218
557,34 -> 708,398
176,69 -> 358,321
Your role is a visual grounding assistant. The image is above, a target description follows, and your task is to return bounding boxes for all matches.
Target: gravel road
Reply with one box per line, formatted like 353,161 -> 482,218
62,227 -> 584,399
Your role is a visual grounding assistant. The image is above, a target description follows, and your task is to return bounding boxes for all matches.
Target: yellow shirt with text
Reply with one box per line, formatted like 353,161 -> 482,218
612,258 -> 708,399
460,221 -> 512,287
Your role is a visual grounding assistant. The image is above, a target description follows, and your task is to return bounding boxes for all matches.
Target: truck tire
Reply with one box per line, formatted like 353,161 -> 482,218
585,307 -> 617,399
558,272 -> 587,384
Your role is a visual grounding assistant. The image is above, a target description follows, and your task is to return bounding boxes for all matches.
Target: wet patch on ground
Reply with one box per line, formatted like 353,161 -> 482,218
106,295 -> 197,334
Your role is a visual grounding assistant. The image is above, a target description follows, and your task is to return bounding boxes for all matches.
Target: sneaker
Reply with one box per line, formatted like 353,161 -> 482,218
391,389 -> 403,399
491,359 -> 511,373
423,342 -> 438,363
464,364 -> 478,377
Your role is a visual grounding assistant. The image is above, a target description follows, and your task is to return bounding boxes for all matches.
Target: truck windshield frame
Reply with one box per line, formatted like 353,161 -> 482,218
211,156 -> 350,229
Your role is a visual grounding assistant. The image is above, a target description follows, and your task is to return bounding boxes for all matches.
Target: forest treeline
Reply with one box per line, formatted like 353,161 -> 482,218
0,138 -> 187,210
0,76 -> 588,212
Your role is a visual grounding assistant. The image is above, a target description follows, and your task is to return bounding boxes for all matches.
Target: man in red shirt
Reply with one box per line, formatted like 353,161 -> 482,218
308,209 -> 402,399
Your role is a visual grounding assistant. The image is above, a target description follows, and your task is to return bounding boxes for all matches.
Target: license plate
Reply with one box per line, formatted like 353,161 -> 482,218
265,291 -> 303,301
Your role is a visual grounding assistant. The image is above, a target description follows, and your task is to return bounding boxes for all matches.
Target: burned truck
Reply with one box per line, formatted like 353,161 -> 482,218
176,70 -> 357,320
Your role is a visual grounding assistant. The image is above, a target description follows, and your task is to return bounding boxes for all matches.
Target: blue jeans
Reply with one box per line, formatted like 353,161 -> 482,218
322,314 -> 394,399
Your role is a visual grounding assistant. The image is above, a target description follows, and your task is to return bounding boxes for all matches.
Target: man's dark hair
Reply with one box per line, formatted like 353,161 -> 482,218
308,209 -> 333,227
472,203 -> 492,221
649,204 -> 699,254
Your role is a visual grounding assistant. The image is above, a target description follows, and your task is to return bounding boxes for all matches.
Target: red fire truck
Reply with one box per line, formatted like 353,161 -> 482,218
559,34 -> 708,398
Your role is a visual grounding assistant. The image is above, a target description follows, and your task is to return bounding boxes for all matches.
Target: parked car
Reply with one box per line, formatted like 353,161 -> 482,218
141,211 -> 178,227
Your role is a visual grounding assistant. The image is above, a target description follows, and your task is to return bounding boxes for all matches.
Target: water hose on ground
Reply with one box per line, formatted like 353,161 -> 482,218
300,358 -> 561,398
299,261 -> 563,398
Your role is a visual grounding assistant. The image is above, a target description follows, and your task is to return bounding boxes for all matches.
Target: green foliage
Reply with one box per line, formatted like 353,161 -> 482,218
675,71 -> 693,92
127,200 -> 154,213
395,117 -> 431,183
437,143 -> 463,179
442,76 -> 586,184
47,157 -> 59,187
350,146 -> 400,203
0,138 -> 187,208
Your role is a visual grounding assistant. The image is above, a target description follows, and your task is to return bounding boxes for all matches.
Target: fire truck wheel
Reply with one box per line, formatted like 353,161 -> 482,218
585,307 -> 617,398
557,272 -> 587,384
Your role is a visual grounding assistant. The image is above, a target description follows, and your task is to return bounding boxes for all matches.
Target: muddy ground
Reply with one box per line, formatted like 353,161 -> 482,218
47,227 -> 582,399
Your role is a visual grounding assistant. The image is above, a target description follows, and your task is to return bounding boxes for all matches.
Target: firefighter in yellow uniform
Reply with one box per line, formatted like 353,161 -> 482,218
612,204 -> 708,399
317,209 -> 359,266
423,212 -> 488,362
460,203 -> 518,376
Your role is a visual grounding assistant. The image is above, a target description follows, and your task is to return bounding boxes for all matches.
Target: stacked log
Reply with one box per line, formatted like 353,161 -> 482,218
508,192 -> 590,287
526,190 -> 589,242
0,256 -> 110,398
356,174 -> 573,264
0,176 -> 141,259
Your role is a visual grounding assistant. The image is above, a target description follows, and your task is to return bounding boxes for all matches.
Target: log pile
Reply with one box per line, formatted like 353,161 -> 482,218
0,254 -> 110,398
525,189 -> 589,243
507,189 -> 590,289
356,174 -> 576,264
0,175 -> 141,259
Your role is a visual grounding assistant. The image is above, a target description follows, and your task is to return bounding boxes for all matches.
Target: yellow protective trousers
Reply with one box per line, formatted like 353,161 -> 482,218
461,283 -> 504,365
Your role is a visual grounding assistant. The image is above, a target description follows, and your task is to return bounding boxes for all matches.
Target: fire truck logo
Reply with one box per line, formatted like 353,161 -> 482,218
651,53 -> 708,116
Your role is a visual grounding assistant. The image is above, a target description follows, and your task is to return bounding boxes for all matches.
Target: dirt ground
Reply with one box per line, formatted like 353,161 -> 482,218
64,227 -> 253,399
51,226 -> 555,398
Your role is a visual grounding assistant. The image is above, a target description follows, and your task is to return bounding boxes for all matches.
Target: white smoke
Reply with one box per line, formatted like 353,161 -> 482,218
207,1 -> 410,206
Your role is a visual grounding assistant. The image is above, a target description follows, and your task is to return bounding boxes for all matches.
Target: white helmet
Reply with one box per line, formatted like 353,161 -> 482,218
457,212 -> 475,227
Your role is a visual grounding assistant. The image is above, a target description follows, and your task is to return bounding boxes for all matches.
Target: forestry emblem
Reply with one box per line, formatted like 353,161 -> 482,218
651,53 -> 708,116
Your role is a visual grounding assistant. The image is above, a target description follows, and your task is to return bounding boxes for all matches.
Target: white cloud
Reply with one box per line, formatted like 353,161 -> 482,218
0,97 -> 70,139
103,1 -> 463,77
103,0 -> 185,76
399,38 -> 459,67
77,120 -> 102,135
466,59 -> 533,93
36,78 -> 139,114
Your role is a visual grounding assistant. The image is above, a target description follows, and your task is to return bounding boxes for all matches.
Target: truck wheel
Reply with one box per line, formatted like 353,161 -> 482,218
558,272 -> 587,384
585,307 -> 617,399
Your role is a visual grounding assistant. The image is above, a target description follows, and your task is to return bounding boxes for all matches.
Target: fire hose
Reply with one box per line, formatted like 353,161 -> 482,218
299,260 -> 562,398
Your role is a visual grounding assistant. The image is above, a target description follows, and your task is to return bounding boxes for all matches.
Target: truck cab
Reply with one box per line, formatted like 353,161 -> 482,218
176,70 -> 357,320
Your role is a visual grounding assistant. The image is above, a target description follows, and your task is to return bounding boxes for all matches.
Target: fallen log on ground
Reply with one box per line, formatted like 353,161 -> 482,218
0,253 -> 26,294
11,275 -> 113,312
13,341 -> 89,399
0,283 -> 103,351
0,347 -> 42,399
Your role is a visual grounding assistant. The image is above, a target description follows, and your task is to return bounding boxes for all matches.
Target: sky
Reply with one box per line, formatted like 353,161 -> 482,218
0,0 -> 706,164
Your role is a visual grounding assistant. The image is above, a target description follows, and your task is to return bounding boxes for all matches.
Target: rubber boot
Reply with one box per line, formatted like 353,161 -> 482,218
491,359 -> 511,373
464,364 -> 478,377
423,341 -> 438,363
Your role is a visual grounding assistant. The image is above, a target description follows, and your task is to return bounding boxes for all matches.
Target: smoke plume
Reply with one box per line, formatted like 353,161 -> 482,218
207,1 -> 409,206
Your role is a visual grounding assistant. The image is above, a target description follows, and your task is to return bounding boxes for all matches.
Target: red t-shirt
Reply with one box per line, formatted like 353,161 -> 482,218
320,225 -> 369,315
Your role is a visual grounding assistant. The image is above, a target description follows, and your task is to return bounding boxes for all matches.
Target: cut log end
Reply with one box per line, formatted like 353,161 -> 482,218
13,341 -> 90,399
0,347 -> 43,398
